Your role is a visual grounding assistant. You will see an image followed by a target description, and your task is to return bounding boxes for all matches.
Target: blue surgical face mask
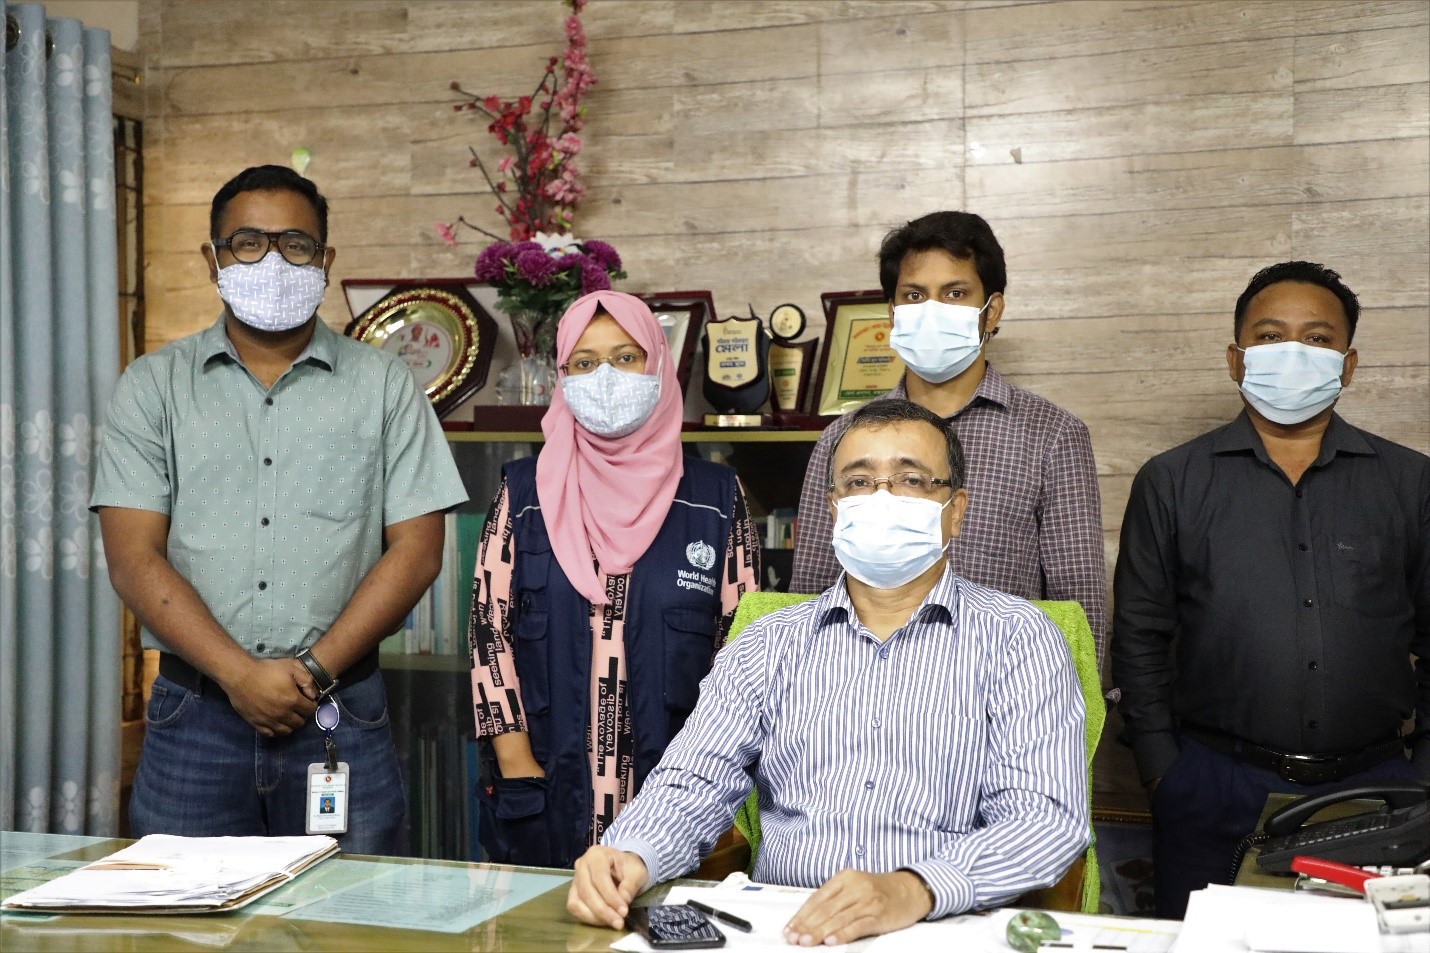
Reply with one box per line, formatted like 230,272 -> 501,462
560,361 -> 662,438
890,298 -> 992,384
832,489 -> 951,589
1237,342 -> 1346,425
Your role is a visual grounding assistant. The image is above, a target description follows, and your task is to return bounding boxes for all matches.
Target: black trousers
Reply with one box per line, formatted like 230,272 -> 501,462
1149,735 -> 1419,920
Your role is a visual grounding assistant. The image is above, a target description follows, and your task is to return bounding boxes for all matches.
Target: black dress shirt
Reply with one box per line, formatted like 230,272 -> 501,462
1112,412 -> 1430,783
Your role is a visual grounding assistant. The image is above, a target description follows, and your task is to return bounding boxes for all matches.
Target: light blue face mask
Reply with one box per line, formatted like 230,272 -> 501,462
1237,342 -> 1346,425
560,360 -> 662,438
889,298 -> 992,384
831,489 -> 951,589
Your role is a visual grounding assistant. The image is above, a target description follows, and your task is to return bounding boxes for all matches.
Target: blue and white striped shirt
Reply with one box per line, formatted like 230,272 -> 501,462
603,566 -> 1089,918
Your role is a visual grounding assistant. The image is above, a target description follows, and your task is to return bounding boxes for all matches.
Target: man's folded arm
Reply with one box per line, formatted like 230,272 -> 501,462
907,611 -> 1090,917
602,622 -> 771,883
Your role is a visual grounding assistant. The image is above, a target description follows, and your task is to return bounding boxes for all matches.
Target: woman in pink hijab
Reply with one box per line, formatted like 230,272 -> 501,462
469,290 -> 761,868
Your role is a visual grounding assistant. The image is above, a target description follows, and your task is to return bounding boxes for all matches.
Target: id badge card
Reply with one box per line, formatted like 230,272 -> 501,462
306,761 -> 349,834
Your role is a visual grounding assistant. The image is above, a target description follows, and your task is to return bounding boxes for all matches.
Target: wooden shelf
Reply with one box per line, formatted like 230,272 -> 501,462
379,651 -> 470,673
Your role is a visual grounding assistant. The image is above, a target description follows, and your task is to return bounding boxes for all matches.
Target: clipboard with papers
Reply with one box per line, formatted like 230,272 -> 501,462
0,834 -> 339,914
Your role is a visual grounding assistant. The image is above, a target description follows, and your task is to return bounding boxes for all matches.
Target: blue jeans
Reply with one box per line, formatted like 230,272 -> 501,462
1150,736 -> 1419,920
130,669 -> 407,855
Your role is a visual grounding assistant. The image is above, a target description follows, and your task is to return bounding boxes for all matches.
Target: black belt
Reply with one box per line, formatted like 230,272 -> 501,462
1182,724 -> 1405,787
159,650 -> 378,706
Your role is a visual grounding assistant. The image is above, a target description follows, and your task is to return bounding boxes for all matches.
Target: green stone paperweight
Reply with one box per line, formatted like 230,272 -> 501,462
1005,909 -> 1062,952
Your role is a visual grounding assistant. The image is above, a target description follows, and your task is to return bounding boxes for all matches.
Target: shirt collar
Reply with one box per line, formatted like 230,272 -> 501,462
815,562 -> 961,634
893,364 -> 1013,414
1213,409 -> 1376,465
200,315 -> 336,373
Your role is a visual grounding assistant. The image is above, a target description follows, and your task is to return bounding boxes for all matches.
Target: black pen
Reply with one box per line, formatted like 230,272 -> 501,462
1038,944 -> 1127,951
685,899 -> 753,933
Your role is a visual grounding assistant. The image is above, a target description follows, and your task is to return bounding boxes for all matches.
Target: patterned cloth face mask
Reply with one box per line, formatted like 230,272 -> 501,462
216,251 -> 327,332
889,298 -> 993,384
1237,341 -> 1346,425
560,360 -> 662,439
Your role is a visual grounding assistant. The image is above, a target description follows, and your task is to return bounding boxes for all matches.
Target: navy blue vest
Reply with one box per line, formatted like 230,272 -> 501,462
485,453 -> 737,866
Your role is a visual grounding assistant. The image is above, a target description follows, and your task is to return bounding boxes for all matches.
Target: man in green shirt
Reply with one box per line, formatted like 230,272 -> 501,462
91,166 -> 468,853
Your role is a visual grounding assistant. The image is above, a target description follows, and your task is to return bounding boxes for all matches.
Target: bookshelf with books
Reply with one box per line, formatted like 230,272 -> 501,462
382,425 -> 826,861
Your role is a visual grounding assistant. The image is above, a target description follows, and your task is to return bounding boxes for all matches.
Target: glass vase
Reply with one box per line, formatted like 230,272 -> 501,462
494,308 -> 559,407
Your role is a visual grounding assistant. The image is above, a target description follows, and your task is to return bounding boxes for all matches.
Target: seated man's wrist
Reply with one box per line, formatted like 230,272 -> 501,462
892,869 -> 935,920
602,835 -> 663,888
903,860 -> 975,919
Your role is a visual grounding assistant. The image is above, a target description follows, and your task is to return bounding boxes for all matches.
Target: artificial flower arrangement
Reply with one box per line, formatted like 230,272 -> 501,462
438,0 -> 625,365
472,233 -> 625,357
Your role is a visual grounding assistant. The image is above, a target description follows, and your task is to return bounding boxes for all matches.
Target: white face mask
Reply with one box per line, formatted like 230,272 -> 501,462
215,251 -> 327,332
890,298 -> 991,384
1238,342 -> 1346,425
832,489 -> 950,589
560,361 -> 662,438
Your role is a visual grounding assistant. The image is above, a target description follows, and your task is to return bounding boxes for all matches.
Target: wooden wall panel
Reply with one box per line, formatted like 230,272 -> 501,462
138,0 -> 1429,619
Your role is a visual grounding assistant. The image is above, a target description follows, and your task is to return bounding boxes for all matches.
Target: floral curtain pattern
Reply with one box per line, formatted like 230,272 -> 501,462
1,2 -> 121,835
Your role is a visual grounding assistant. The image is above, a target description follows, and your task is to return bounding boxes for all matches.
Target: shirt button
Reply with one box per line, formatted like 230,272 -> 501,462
1298,543 -> 1308,551
1308,720 -> 1319,729
256,642 -> 266,653
1294,488 -> 1303,498
854,845 -> 865,857
1303,598 -> 1313,607
263,457 -> 273,467
1308,660 -> 1319,670
871,718 -> 882,729
264,397 -> 273,406
879,649 -> 889,660
260,517 -> 270,527
865,780 -> 875,790
258,581 -> 267,591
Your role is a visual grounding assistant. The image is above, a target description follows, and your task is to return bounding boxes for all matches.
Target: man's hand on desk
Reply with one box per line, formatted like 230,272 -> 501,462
220,657 -> 317,737
783,869 -> 934,947
568,846 -> 650,930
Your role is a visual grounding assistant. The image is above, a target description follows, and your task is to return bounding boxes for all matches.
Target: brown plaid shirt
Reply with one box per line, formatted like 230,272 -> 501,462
790,367 -> 1107,662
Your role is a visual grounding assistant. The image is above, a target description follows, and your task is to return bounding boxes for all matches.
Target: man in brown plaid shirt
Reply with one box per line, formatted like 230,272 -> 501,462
790,211 -> 1107,662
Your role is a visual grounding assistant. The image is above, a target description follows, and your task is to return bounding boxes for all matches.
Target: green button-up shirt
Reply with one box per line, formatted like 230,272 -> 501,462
91,317 -> 469,656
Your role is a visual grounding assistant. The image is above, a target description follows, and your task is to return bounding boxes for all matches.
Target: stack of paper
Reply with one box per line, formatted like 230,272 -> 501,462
0,834 -> 338,914
612,874 -> 1181,952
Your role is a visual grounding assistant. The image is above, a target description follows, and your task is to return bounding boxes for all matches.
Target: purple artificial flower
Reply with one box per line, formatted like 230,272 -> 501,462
474,241 -> 517,282
579,258 -> 611,293
579,239 -> 621,272
511,240 -> 544,256
514,247 -> 558,286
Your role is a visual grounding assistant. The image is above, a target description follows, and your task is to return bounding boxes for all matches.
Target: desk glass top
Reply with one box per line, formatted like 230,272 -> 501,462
1,830 -> 654,951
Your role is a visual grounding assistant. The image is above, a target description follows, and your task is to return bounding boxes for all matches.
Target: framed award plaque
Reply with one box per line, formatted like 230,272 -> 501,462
343,279 -> 498,418
813,290 -> 904,416
638,291 -> 712,400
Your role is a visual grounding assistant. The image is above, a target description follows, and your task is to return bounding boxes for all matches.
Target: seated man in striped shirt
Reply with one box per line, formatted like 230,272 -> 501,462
567,399 -> 1088,946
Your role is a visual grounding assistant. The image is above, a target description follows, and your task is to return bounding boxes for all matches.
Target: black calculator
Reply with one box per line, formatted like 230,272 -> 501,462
625,904 -> 726,949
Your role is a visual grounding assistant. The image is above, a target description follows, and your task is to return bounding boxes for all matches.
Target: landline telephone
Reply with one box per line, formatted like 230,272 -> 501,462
1254,781 -> 1430,874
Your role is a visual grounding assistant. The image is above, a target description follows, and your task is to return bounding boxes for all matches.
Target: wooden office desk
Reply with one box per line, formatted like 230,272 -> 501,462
1,831 -> 682,951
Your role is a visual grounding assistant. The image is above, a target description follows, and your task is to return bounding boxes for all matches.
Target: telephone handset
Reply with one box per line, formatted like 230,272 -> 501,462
1255,781 -> 1430,874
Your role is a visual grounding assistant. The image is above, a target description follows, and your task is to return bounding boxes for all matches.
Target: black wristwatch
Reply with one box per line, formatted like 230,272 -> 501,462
296,647 -> 338,699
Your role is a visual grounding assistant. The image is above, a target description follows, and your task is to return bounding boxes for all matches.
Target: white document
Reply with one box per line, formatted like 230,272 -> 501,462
611,874 -> 1179,953
1174,884 -> 1426,953
0,834 -> 338,912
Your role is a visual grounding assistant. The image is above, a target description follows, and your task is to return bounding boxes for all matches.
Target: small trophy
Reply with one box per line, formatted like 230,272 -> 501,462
701,307 -> 770,427
766,303 -> 816,417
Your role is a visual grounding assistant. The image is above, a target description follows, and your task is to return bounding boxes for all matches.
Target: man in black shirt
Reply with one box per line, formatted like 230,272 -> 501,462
1112,261 -> 1430,920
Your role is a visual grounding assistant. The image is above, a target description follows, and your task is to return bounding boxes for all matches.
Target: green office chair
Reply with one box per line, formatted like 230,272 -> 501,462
723,590 -> 1105,914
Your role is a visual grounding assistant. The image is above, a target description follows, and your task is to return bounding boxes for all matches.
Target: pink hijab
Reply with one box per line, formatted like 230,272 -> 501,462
536,290 -> 685,605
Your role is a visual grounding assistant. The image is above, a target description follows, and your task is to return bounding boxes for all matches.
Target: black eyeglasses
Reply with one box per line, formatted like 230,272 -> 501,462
213,229 -> 324,266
